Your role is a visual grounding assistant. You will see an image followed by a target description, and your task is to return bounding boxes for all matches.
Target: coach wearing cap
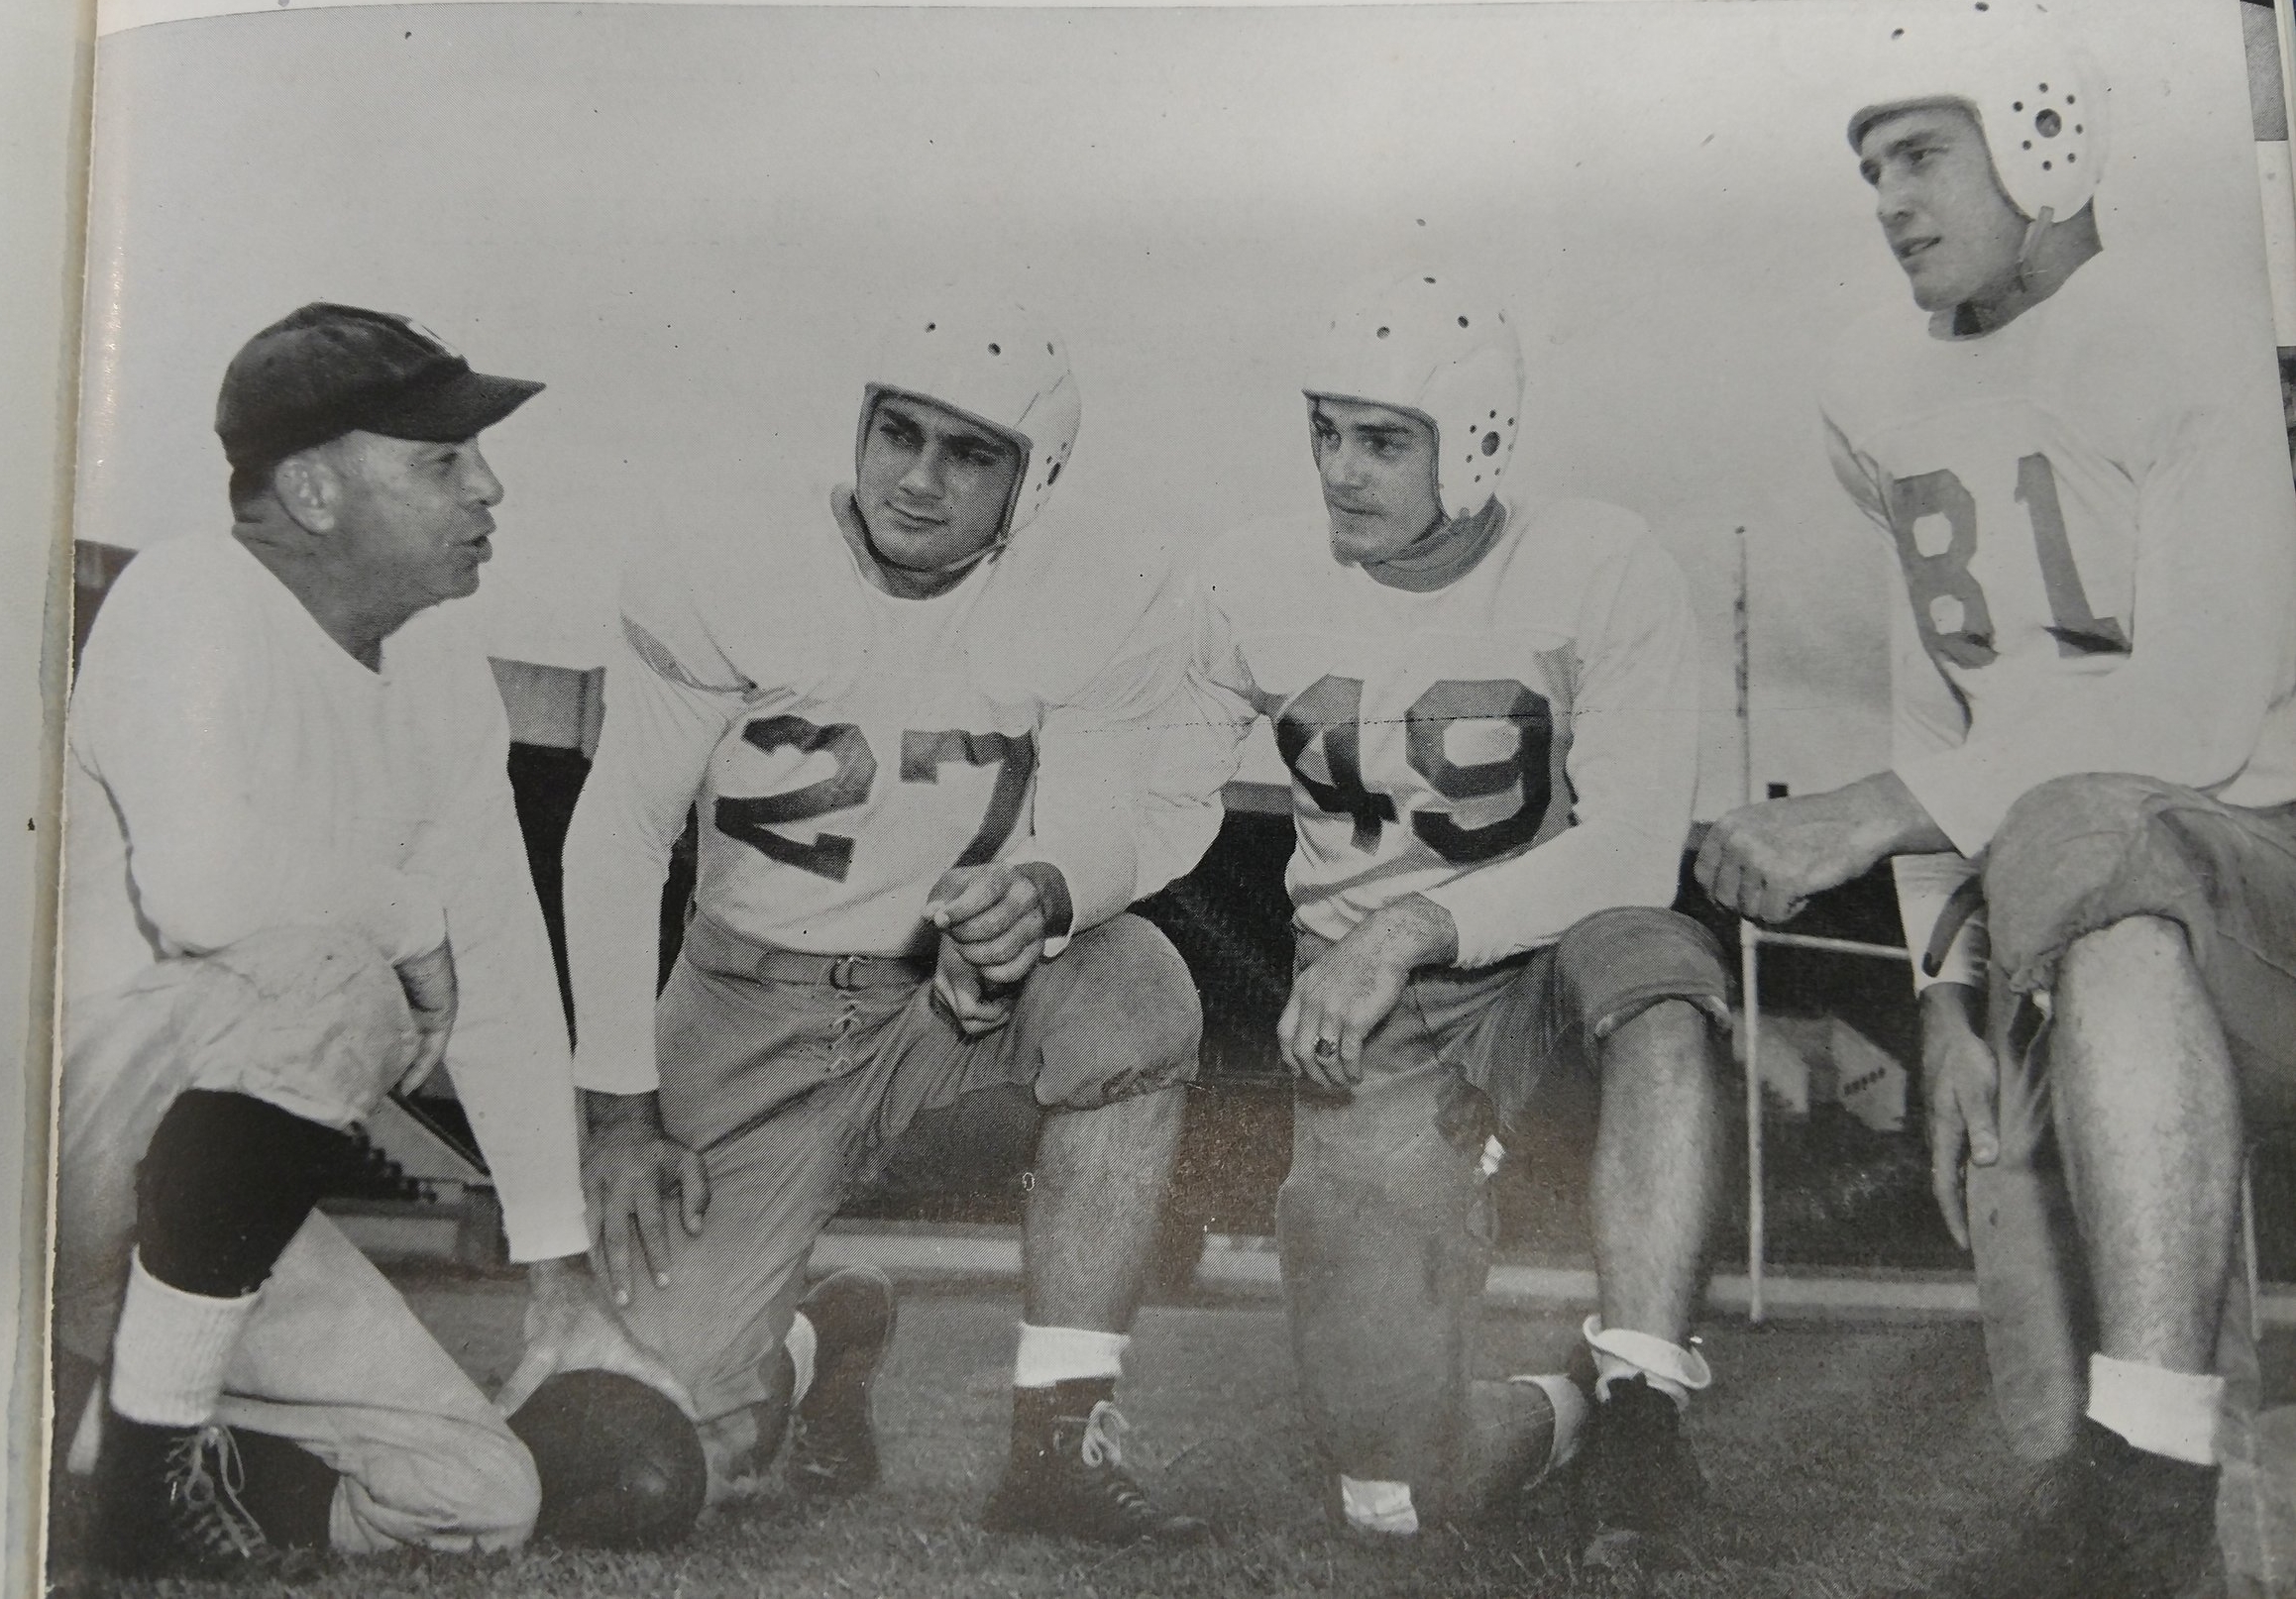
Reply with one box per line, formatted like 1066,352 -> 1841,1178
55,303 -> 691,1577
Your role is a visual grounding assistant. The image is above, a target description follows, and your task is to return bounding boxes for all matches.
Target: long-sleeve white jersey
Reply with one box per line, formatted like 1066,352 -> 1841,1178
1161,493 -> 1703,967
561,486 -> 1196,1097
62,531 -> 589,1263
1822,255 -> 2296,990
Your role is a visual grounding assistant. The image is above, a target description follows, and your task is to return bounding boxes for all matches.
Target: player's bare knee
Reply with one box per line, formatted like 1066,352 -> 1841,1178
2057,914 -> 2196,1002
1597,996 -> 1721,1081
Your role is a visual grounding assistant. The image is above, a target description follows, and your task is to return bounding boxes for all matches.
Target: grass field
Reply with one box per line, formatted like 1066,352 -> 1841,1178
59,1263 -> 2292,1599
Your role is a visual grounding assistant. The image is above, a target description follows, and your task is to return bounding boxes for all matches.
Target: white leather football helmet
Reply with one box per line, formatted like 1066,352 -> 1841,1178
858,303 -> 1081,542
1847,1 -> 2106,226
1301,272 -> 1526,521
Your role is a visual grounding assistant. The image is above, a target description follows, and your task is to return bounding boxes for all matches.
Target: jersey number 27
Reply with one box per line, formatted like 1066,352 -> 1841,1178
714,717 -> 1036,882
1275,675 -> 1556,867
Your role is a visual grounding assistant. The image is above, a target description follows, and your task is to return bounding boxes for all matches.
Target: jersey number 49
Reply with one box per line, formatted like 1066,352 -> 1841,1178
1275,675 -> 1557,866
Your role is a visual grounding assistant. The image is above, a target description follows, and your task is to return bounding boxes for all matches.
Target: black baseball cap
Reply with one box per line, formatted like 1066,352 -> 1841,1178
216,302 -> 544,475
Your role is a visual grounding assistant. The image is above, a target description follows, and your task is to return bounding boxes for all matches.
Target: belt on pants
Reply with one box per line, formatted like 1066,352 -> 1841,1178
684,916 -> 934,991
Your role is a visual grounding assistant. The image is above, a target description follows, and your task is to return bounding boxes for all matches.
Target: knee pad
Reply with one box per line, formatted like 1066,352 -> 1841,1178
136,1090 -> 352,1298
1552,908 -> 1729,1046
1280,1101 -> 1491,1305
1987,775 -> 2195,990
1038,917 -> 1202,1105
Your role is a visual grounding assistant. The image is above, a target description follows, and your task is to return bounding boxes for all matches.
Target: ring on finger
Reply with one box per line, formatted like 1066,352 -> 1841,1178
1313,1036 -> 1339,1060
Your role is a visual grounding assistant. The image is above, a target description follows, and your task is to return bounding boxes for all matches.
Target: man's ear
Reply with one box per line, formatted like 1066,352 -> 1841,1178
272,449 -> 345,535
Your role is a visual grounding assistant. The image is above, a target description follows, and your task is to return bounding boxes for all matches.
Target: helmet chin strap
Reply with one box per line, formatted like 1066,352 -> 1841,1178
915,531 -> 1010,580
857,506 -> 1012,585
2014,205 -> 2056,293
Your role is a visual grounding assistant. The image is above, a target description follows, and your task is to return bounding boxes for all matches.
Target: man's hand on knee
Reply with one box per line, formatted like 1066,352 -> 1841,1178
1280,898 -> 1457,1089
393,937 -> 459,1095
1695,773 -> 1951,924
583,1091 -> 709,1306
494,1255 -> 697,1420
1918,981 -> 1999,1249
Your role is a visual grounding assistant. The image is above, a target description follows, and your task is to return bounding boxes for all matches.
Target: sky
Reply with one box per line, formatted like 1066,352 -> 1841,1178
75,0 -> 2283,812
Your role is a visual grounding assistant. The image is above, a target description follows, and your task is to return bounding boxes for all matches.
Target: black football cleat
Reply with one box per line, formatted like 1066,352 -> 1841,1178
91,1415 -> 315,1579
1865,1418 -> 2219,1599
982,1379 -> 1210,1545
787,1266 -> 898,1498
1572,1375 -> 1705,1573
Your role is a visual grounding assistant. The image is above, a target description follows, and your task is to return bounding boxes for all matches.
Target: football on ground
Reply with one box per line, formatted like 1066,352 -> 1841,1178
505,1368 -> 709,1549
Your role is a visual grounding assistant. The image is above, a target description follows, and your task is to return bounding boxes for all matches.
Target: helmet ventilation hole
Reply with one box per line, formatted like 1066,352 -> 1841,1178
987,343 -> 1001,356
1480,431 -> 1500,456
1458,316 -> 1470,327
1046,461 -> 1061,484
2034,109 -> 2061,138
1376,326 -> 1391,339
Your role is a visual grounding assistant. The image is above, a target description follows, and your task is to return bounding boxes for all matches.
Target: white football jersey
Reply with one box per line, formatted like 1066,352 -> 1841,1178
1824,253 -> 2296,983
1183,492 -> 1700,966
563,484 -> 1190,1094
651,558 -> 1042,959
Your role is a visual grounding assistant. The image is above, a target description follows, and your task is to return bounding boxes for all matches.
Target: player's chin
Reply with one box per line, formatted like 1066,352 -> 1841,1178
1325,518 -> 1401,566
1900,260 -> 1965,313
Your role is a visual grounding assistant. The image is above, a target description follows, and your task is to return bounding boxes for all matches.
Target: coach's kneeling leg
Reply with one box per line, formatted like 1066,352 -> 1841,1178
83,930 -> 418,1575
1278,1062 -> 1493,1533
215,1215 -> 543,1556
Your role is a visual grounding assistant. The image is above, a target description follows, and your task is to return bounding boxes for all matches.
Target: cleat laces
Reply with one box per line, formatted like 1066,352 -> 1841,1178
1073,1404 -> 1166,1529
167,1425 -> 270,1560
1078,1401 -> 1130,1470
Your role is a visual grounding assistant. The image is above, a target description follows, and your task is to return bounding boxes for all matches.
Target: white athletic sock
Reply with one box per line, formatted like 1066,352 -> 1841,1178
1583,1315 -> 1711,1413
1013,1324 -> 1129,1388
1339,1475 -> 1419,1536
2088,1353 -> 2224,1466
785,1312 -> 820,1412
1509,1372 -> 1593,1472
108,1251 -> 259,1428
